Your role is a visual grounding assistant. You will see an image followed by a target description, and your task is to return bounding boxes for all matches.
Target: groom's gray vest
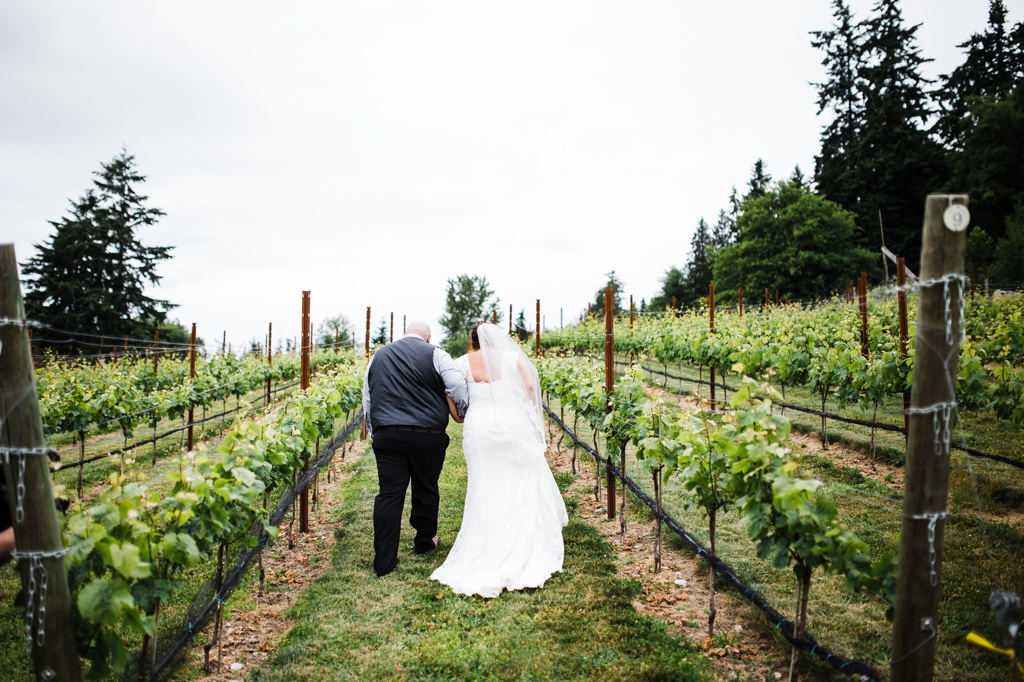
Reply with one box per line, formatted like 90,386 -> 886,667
367,336 -> 449,431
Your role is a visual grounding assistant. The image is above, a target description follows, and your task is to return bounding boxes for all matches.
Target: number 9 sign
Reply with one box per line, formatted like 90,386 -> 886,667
943,203 -> 970,232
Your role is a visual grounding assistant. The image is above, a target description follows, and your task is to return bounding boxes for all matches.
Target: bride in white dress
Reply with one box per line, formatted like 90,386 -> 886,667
430,323 -> 568,598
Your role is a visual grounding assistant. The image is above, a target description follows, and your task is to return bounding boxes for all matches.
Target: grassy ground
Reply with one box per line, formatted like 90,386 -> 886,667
248,424 -> 712,682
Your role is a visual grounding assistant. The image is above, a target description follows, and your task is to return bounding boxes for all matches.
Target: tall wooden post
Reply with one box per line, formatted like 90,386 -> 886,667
187,323 -> 197,452
738,286 -> 743,318
709,283 -> 716,410
535,300 -> 541,357
0,245 -> 84,682
604,287 -> 616,521
670,295 -> 676,313
266,323 -> 273,405
389,312 -> 394,343
629,295 -> 634,331
222,330 -> 227,359
364,307 -> 371,357
509,304 -> 513,334
859,272 -> 869,360
765,288 -> 769,307
891,195 -> 969,682
300,292 -> 311,533
897,259 -> 910,436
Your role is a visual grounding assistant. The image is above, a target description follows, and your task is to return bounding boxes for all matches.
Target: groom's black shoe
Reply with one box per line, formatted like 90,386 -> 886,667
414,535 -> 439,555
375,558 -> 399,577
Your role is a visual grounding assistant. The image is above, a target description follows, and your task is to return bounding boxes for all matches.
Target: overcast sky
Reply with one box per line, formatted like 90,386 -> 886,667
2,1 -> 1018,353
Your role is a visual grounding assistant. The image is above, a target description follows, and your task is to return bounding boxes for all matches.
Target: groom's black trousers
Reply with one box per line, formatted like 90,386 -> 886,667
371,427 -> 449,577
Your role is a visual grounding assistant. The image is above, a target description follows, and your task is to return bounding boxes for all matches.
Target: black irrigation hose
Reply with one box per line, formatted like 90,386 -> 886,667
625,361 -> 1024,472
543,405 -> 883,682
145,412 -> 363,682
56,381 -> 303,471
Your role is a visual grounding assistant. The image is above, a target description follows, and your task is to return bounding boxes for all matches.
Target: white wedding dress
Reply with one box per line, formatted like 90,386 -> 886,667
430,351 -> 569,598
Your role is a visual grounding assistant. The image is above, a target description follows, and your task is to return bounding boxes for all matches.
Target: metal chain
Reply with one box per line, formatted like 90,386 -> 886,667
904,512 -> 949,586
905,402 -> 957,457
917,273 -> 969,346
10,547 -> 73,646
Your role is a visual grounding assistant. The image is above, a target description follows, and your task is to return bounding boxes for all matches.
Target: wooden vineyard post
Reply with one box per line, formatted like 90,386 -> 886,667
0,245 -> 84,682
859,272 -> 869,360
775,288 -> 779,306
266,323 -> 273,406
364,307 -> 371,357
535,300 -> 541,357
765,288 -> 769,308
491,310 -> 497,324
670,295 -> 676,313
891,195 -> 969,682
709,283 -> 716,410
738,286 -> 743,318
508,304 -> 513,334
222,330 -> 227,358
629,295 -> 634,331
897,259 -> 909,436
604,287 -> 616,521
187,323 -> 197,452
300,292 -> 311,533
389,312 -> 394,344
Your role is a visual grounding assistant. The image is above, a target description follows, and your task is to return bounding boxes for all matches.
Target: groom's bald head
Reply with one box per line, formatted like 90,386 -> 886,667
406,320 -> 431,341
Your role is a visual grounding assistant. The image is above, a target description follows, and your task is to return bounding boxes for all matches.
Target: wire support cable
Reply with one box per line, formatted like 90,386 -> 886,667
626,361 -> 1024,472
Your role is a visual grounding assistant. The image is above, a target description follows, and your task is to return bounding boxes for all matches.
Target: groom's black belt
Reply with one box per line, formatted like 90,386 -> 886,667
375,425 -> 446,434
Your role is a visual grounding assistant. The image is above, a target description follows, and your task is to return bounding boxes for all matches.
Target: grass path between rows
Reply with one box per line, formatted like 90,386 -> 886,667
250,424 -> 711,682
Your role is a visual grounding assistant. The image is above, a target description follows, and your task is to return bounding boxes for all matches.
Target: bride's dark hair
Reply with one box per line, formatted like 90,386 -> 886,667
470,323 -> 484,351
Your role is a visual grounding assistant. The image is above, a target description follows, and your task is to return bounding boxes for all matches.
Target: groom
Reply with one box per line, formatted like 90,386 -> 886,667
362,320 -> 469,577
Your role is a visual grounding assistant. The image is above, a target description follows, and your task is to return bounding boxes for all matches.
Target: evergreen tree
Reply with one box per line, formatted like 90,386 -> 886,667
372,317 -> 389,348
23,150 -> 173,352
317,314 -> 354,349
935,0 -> 1024,150
649,266 -> 687,311
591,271 -> 624,319
953,82 -> 1024,241
990,204 -> 1024,286
682,218 -> 713,306
710,208 -> 736,250
745,159 -> 772,201
812,0 -> 866,210
712,179 -> 876,301
854,0 -> 947,268
439,274 -> 499,355
514,309 -> 529,342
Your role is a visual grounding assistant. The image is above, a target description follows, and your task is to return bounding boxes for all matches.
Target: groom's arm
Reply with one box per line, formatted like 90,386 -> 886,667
433,347 -> 469,416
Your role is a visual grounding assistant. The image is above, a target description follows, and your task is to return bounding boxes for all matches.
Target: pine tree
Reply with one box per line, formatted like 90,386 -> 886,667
439,274 -> 499,355
812,0 -> 866,210
935,0 -> 1024,150
854,0 -> 947,268
745,159 -> 772,201
23,150 -> 173,352
591,271 -> 624,319
682,218 -> 713,306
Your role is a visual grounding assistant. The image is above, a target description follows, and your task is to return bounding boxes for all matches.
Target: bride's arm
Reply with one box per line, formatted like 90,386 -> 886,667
517,357 -> 538,404
446,395 -> 464,423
